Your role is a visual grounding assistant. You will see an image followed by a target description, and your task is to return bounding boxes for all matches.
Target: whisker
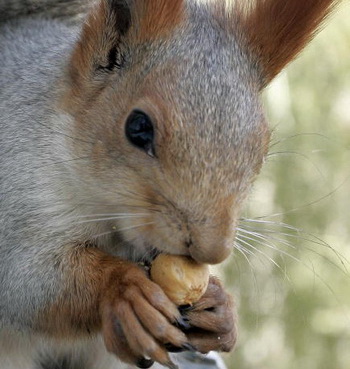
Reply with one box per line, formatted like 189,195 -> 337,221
234,243 -> 260,296
236,235 -> 299,288
237,227 -> 296,250
236,235 -> 296,290
239,220 -> 350,270
75,215 -> 148,225
239,228 -> 350,276
269,132 -> 332,149
236,235 -> 283,272
240,218 -> 301,232
90,221 -> 155,240
238,229 -> 348,305
36,120 -> 95,145
240,173 -> 350,219
234,241 -> 255,257
76,213 -> 149,218
266,150 -> 326,180
247,235 -> 342,301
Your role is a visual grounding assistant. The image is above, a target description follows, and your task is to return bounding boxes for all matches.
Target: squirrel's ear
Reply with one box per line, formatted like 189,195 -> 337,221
69,0 -> 131,86
68,0 -> 184,85
234,0 -> 338,87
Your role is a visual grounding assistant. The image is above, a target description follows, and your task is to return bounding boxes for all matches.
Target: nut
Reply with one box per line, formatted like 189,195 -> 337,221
150,254 -> 210,306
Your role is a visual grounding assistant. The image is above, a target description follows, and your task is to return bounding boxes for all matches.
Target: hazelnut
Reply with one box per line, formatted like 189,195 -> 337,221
150,254 -> 210,306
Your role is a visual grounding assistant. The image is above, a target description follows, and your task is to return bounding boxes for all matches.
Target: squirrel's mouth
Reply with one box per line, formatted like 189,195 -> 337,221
136,245 -> 161,268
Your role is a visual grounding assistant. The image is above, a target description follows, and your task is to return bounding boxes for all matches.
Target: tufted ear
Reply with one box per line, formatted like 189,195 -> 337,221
67,0 -> 184,107
234,0 -> 339,88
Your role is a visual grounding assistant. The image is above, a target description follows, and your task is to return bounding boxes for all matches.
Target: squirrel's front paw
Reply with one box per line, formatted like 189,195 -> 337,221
100,265 -> 189,368
182,276 -> 237,354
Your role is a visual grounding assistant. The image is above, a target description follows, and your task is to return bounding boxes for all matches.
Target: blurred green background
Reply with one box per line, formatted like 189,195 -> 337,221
222,3 -> 350,369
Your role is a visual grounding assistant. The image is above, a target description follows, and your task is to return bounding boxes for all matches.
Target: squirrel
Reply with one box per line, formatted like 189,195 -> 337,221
0,0 -> 338,368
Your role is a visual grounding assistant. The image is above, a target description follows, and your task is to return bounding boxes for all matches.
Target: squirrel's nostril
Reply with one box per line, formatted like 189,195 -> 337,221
189,238 -> 233,264
185,239 -> 193,248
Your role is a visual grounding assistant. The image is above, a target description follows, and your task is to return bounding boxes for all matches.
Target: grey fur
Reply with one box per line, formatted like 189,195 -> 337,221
0,17 -> 78,327
0,0 -> 94,24
0,1 -> 268,368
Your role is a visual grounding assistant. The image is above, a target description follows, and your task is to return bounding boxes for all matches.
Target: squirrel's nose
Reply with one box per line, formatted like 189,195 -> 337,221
188,230 -> 235,264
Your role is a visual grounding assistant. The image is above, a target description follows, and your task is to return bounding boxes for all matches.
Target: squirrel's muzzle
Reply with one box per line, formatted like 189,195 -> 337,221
189,225 -> 235,265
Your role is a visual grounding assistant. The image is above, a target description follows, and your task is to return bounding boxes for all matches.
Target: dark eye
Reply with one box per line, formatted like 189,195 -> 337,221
125,110 -> 155,157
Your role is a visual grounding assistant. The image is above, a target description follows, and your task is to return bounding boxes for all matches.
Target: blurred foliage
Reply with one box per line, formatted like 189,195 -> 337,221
222,3 -> 350,369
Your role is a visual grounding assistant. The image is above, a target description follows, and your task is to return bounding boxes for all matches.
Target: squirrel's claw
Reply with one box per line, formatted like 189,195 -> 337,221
101,265 -> 189,367
182,276 -> 237,354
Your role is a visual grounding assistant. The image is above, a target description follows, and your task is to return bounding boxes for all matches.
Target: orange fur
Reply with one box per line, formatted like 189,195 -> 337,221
230,0 -> 339,85
64,0 -> 185,115
38,244 -> 131,338
64,1 -> 112,113
133,0 -> 185,41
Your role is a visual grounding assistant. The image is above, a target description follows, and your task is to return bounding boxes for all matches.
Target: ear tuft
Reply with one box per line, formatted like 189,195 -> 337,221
233,0 -> 339,86
134,0 -> 185,41
65,0 -> 185,113
109,0 -> 132,36
69,0 -> 185,79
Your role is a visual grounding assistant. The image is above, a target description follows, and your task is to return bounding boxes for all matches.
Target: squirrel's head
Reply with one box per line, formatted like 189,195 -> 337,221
62,0 -> 337,264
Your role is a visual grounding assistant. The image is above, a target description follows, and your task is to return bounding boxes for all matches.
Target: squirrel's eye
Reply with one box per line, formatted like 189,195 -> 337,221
125,110 -> 155,157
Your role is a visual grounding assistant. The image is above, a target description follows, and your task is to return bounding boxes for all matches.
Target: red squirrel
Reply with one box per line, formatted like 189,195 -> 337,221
0,0 -> 338,368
